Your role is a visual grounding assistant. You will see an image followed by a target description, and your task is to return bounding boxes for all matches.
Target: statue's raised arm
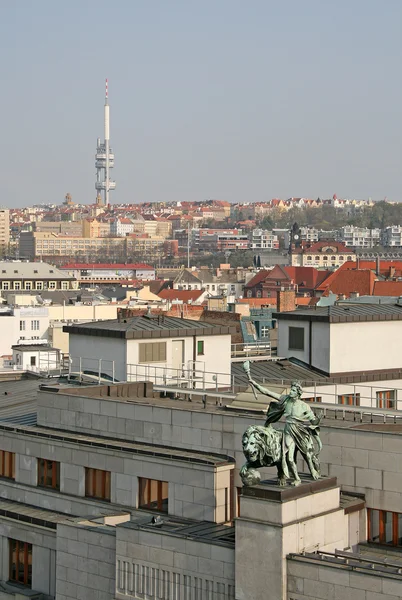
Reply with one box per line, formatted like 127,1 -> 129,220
242,360 -> 281,401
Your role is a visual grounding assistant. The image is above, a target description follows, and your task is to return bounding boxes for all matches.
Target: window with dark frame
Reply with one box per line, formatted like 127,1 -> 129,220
338,393 -> 360,406
138,342 -> 167,364
85,468 -> 111,501
368,508 -> 402,547
0,451 -> 15,479
9,539 -> 32,587
197,340 -> 204,355
37,458 -> 60,490
138,477 -> 168,513
288,327 -> 304,351
376,390 -> 396,410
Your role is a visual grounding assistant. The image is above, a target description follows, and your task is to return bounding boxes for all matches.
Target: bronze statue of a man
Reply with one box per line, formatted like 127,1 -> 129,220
243,361 -> 322,486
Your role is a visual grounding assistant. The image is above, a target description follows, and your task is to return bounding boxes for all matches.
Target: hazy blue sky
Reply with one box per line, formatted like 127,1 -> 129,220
1,1 -> 401,207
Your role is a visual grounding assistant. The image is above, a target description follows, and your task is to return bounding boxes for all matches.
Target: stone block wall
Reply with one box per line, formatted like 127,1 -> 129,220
287,558 -> 402,600
37,388 -> 402,514
0,427 -> 230,523
115,525 -> 235,600
56,522 -> 116,600
0,520 -> 56,597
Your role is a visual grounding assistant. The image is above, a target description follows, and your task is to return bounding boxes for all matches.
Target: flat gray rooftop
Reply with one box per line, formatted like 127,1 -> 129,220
125,514 -> 235,548
0,377 -> 49,426
0,499 -> 77,530
231,358 -> 328,386
288,547 -> 402,579
275,303 -> 402,323
64,314 -> 235,339
0,421 -> 235,467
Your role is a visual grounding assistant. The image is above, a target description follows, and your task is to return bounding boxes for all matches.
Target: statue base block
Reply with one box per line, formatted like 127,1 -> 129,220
241,474 -> 338,503
236,475 -> 347,600
239,475 -> 340,525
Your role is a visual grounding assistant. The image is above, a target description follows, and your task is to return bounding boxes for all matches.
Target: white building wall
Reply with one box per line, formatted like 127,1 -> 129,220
69,331 -> 231,386
278,318 -> 402,376
303,378 -> 402,409
311,321 -> 330,373
330,320 -> 402,373
277,320 -> 311,365
126,334 -> 232,387
69,334 -> 127,381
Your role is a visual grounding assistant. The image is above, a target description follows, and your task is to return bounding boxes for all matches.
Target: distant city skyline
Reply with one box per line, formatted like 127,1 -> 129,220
1,0 -> 401,207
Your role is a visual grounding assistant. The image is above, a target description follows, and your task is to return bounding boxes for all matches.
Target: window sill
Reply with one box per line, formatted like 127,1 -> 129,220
85,495 -> 111,503
37,484 -> 60,492
4,581 -> 53,599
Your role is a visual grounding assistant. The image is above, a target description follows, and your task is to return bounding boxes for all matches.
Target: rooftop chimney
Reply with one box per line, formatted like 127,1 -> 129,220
376,256 -> 381,276
277,289 -> 296,312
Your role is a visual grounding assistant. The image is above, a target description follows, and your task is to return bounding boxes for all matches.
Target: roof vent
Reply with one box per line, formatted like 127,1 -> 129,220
145,305 -> 152,318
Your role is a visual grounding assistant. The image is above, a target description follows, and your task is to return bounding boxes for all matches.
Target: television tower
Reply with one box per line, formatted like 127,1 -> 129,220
95,79 -> 116,205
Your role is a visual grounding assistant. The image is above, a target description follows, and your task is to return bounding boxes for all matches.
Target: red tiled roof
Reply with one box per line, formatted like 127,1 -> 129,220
283,267 -> 330,289
343,260 -> 402,278
157,289 -> 204,303
238,298 -> 277,306
292,241 -> 353,254
317,269 -> 376,297
373,281 -> 402,296
244,270 -> 272,289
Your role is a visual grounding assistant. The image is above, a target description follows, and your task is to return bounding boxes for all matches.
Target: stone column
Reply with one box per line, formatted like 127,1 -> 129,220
235,476 -> 346,600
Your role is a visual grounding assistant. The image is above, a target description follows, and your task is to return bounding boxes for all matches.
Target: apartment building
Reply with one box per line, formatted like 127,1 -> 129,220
0,208 -> 10,251
0,306 -> 49,357
383,225 -> 402,247
19,232 -> 166,261
0,262 -> 77,292
291,241 -> 356,267
34,220 -> 83,237
60,262 -> 155,283
251,229 -> 279,250
82,218 -> 110,238
340,226 -> 381,247
110,218 -> 135,237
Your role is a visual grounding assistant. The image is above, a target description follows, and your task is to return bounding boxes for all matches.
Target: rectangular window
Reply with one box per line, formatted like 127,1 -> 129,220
14,282 -> 21,290
2,282 -> 9,290
376,390 -> 396,410
25,282 -> 32,291
138,342 -> 167,363
368,508 -> 402,547
138,477 -> 168,513
19,320 -> 25,331
288,326 -> 304,351
197,340 -> 204,355
37,458 -> 60,490
9,539 -> 32,587
31,320 -> 39,331
338,393 -> 360,406
61,281 -> 69,290
85,468 -> 111,501
30,356 -> 36,367
303,397 -> 322,403
0,450 -> 15,479
35,282 -> 43,290
260,326 -> 270,338
48,281 -> 56,290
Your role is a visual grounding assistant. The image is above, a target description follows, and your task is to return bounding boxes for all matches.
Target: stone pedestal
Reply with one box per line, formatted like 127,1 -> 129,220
235,476 -> 346,600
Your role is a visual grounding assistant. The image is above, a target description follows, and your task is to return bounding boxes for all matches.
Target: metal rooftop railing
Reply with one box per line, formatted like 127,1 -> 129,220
289,549 -> 402,577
